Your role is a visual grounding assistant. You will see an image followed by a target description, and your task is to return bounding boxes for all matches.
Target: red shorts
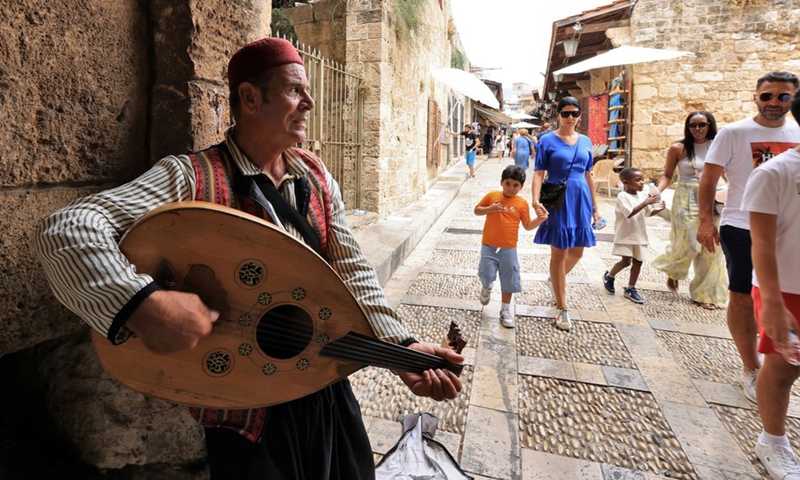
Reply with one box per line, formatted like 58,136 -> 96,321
753,286 -> 800,354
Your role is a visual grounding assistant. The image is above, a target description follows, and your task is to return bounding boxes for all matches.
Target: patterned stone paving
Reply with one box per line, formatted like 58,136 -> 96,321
423,248 -> 588,279
351,365 -> 473,435
449,217 -> 488,231
639,289 -> 728,326
407,272 -> 482,300
658,330 -> 800,399
517,281 -> 605,311
657,330 -> 741,385
394,304 -> 481,344
516,317 -> 636,368
437,232 -> 484,249
713,404 -> 800,479
519,376 -> 697,479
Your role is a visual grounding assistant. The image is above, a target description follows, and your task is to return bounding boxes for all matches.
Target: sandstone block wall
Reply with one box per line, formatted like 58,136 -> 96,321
629,0 -> 800,179
0,1 -> 270,476
346,0 -> 458,214
0,0 -> 270,357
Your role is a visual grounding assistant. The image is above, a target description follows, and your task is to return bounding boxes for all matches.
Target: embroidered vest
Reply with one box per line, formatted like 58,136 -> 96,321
185,143 -> 332,441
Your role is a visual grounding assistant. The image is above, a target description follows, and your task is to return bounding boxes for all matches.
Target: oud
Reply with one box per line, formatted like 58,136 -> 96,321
92,202 -> 463,409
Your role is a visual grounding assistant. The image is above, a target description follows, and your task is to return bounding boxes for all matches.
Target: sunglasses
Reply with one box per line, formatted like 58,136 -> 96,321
688,122 -> 709,129
758,92 -> 792,102
558,110 -> 581,118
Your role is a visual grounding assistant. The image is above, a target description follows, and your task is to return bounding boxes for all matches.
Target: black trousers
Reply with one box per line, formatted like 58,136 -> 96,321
205,379 -> 374,480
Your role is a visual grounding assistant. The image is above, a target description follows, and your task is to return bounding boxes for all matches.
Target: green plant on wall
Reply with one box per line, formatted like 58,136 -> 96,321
271,0 -> 309,41
451,48 -> 466,70
392,0 -> 426,43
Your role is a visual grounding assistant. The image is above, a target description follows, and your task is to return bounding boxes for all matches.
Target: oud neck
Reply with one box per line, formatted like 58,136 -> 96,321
320,332 -> 463,376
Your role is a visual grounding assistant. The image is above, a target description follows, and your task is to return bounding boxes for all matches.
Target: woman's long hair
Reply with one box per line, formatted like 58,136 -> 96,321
681,110 -> 718,161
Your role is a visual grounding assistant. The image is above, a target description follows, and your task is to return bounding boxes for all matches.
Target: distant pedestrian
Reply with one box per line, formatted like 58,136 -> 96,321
495,129 -> 508,160
511,128 -> 536,170
531,97 -> 602,332
448,124 -> 481,178
475,165 -> 548,328
483,128 -> 494,158
603,167 -> 665,304
536,123 -> 553,141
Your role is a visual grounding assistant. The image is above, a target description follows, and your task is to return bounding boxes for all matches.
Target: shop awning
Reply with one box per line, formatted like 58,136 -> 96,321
554,46 -> 696,75
475,107 -> 512,125
432,68 -> 500,109
508,112 -> 537,120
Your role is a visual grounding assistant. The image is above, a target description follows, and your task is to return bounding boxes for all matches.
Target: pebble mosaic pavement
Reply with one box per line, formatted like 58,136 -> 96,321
350,157 -> 788,479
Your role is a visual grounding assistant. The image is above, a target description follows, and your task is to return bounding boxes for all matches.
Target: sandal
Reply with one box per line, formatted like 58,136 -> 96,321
666,278 -> 678,293
693,301 -> 716,310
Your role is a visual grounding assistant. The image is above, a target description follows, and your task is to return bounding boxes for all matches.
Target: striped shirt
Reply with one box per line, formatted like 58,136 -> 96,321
35,127 -> 413,346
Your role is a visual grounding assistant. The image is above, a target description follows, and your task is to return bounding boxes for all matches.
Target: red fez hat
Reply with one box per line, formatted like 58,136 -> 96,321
227,37 -> 304,88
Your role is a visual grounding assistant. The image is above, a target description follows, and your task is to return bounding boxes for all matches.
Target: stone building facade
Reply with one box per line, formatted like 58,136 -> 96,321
289,0 -> 462,214
628,0 -> 800,177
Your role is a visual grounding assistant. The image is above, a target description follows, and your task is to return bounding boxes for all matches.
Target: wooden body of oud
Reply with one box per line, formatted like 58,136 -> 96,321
92,202 -> 392,409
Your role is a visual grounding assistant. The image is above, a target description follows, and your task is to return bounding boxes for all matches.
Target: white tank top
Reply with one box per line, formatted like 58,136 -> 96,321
676,140 -> 710,184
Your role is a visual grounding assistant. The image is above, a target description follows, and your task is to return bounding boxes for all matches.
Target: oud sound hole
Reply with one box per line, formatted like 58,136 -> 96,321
256,305 -> 313,360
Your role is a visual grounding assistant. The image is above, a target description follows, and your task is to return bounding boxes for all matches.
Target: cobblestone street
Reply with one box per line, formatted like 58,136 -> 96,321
350,156 -> 799,480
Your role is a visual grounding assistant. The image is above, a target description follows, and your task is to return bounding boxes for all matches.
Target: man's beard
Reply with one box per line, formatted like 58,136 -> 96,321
758,104 -> 789,121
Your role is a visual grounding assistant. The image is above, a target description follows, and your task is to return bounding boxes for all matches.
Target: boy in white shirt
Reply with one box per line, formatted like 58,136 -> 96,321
603,168 -> 665,304
742,87 -> 800,480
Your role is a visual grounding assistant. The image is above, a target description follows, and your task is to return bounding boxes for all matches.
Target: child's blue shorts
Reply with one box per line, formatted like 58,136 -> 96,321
477,244 -> 521,293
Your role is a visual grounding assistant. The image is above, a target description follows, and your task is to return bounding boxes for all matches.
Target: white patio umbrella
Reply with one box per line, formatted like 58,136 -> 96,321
510,121 -> 537,129
553,45 -> 696,75
508,112 -> 536,120
431,68 -> 500,109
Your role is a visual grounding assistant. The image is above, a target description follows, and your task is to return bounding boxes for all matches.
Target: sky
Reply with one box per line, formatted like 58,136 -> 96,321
450,0 -> 611,90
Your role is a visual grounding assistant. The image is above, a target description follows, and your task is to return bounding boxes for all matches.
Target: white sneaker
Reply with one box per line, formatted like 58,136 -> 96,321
741,368 -> 758,403
479,287 -> 492,306
755,441 -> 800,480
545,276 -> 556,304
555,309 -> 571,331
500,310 -> 515,328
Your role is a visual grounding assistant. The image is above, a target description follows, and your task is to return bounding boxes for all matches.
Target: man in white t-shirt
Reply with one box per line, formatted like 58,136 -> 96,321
741,87 -> 800,480
697,71 -> 800,404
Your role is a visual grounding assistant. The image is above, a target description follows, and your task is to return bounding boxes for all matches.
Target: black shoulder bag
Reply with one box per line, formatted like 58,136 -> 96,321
538,140 -> 580,211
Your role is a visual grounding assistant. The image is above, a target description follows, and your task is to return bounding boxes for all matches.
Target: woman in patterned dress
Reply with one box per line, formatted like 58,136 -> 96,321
651,111 -> 728,309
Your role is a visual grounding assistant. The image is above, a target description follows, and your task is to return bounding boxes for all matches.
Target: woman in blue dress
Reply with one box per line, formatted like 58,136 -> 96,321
531,97 -> 602,332
511,128 -> 536,170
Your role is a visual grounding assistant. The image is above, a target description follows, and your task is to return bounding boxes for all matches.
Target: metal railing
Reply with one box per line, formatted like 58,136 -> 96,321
291,38 -> 364,209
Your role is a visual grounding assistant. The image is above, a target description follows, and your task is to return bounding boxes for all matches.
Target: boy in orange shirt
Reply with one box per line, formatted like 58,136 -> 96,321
476,165 -> 548,328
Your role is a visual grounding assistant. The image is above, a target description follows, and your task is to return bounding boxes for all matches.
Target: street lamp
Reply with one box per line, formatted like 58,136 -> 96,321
563,38 -> 579,57
553,72 -> 564,83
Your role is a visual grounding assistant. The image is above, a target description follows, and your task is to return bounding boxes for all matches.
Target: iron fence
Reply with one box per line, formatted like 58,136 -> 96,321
291,39 -> 364,209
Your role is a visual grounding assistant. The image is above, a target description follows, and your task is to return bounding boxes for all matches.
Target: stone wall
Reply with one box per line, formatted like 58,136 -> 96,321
628,0 -> 800,178
345,0 -> 459,214
286,0 -> 348,63
0,0 -> 270,356
0,0 -> 271,476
